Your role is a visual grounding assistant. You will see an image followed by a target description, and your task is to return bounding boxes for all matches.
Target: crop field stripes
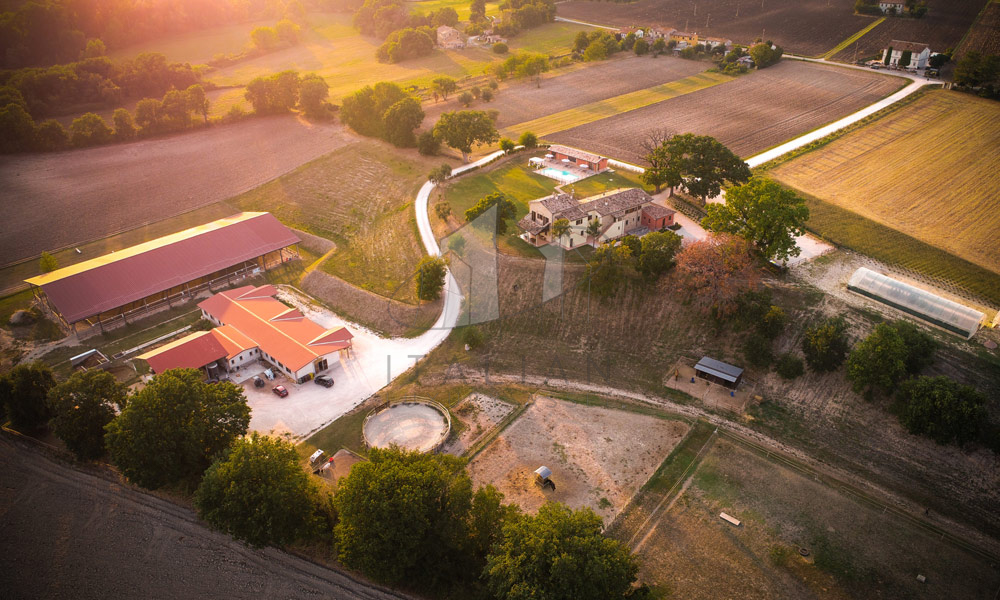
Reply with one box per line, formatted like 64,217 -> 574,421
501,71 -> 733,138
821,17 -> 885,59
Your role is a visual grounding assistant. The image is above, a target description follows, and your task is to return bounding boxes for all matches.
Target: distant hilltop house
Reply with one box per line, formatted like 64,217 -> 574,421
670,30 -> 698,44
703,37 -> 732,50
883,40 -> 932,69
140,284 -> 354,382
518,188 -> 673,249
644,26 -> 676,40
878,1 -> 905,14
437,25 -> 466,49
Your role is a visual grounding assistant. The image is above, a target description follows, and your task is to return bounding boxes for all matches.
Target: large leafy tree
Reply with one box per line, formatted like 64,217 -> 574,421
333,447 -> 473,589
0,362 -> 55,432
802,316 -> 850,372
104,368 -> 250,490
382,96 -> 424,147
195,433 -> 320,548
637,230 -> 683,280
340,81 -> 411,141
69,112 -> 112,147
431,76 -> 458,100
298,74 -> 330,119
702,177 -> 809,262
676,134 -> 751,203
416,256 -> 448,301
585,242 -> 633,298
891,320 -> 937,374
675,233 -> 759,318
846,322 -> 908,399
465,192 -> 517,235
434,110 -> 499,162
485,502 -> 641,600
898,376 -> 987,446
47,370 -> 126,460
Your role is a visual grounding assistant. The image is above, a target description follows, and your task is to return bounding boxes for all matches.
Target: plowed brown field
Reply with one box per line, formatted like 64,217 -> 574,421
557,0 -> 872,56
955,0 -> 1000,57
548,60 -> 903,163
0,115 -> 352,265
831,0 -> 986,62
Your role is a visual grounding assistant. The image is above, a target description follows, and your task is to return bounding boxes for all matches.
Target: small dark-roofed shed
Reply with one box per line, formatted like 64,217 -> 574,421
694,356 -> 744,388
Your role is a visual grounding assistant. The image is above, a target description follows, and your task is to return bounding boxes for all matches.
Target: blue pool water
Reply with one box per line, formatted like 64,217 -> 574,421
538,167 -> 583,183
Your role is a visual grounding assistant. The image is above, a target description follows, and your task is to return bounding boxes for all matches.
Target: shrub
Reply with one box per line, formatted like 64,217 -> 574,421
493,42 -> 508,54
775,353 -> 804,379
481,88 -> 494,102
743,332 -> 774,368
802,316 -> 849,372
517,131 -> 538,148
416,256 -> 448,300
435,202 -> 452,220
758,306 -> 787,339
898,376 -> 987,446
461,326 -> 485,349
429,163 -> 452,183
499,137 -> 515,154
417,130 -> 441,155
459,90 -> 474,106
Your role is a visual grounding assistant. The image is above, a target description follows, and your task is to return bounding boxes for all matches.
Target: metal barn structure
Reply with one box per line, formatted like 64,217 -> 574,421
847,268 -> 985,339
694,357 -> 744,389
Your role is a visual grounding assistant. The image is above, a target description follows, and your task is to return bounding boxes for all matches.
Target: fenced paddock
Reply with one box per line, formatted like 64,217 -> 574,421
362,397 -> 452,454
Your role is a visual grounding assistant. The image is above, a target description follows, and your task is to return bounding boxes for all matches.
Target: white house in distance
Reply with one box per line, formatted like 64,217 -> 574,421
878,1 -> 905,14
882,40 -> 932,69
518,188 -> 673,249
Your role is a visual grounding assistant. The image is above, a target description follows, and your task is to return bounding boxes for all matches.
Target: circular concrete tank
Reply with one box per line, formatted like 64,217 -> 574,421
362,398 -> 451,453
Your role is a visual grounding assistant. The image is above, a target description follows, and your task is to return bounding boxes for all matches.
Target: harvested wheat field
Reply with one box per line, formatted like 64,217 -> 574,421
630,437 -> 1000,599
548,60 -> 903,163
0,115 -> 352,266
424,54 -> 708,130
771,90 -> 1000,274
558,0 -> 872,56
467,396 -> 690,522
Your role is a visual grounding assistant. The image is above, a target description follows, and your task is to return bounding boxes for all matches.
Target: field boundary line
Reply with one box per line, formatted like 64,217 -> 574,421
715,428 -> 1000,565
822,17 -> 885,59
463,398 -> 533,461
625,422 -> 718,551
501,71 -> 733,138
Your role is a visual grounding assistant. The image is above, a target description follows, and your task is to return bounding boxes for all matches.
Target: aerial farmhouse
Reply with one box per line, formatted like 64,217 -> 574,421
24,212 -> 300,334
882,40 -> 932,68
437,25 -> 465,49
518,188 -> 670,249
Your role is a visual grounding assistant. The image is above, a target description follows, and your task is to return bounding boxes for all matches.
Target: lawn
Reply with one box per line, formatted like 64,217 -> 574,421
501,70 -> 732,139
107,19 -> 270,64
769,89 -> 1000,281
228,139 -> 451,304
406,0 -> 501,21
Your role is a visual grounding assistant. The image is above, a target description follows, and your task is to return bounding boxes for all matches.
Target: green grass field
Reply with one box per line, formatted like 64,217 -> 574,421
228,140 -> 450,303
406,0 -> 501,21
501,71 -> 732,138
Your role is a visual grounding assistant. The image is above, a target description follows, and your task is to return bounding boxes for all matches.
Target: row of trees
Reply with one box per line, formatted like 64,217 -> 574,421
1,52 -> 201,119
245,70 -> 331,118
0,364 -> 647,598
340,81 -> 424,146
0,0 -> 294,68
488,51 -> 551,86
376,27 -> 436,63
953,51 -> 1000,99
250,18 -> 302,52
586,231 -> 686,296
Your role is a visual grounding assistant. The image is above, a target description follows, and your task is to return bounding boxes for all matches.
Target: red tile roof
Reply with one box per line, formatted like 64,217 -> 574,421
199,285 -> 353,372
26,212 -> 299,324
138,331 -> 228,374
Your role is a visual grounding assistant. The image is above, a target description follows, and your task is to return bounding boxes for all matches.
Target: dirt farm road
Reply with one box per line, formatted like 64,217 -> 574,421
0,432 -> 415,600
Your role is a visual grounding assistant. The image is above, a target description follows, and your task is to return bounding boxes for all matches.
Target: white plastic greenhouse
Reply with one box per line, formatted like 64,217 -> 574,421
847,268 -> 985,339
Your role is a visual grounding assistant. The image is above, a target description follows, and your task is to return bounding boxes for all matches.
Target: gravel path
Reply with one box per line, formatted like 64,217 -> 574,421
0,433 -> 416,600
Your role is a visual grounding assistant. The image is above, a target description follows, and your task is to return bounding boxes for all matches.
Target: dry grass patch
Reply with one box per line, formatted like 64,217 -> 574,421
770,89 -> 1000,274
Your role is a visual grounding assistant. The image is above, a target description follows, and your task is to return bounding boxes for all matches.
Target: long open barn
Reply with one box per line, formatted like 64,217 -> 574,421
25,212 -> 300,334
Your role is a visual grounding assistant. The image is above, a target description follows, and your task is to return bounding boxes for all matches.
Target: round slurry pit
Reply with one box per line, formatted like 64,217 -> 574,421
363,398 -> 451,453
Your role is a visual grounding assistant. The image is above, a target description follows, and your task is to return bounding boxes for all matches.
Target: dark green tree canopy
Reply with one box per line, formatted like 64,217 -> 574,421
47,370 -> 126,460
642,134 -> 750,201
485,502 -> 641,600
433,110 -> 499,161
846,322 -> 908,399
702,177 -> 809,262
637,230 -> 683,280
104,368 -> 250,490
898,376 -> 987,446
802,316 -> 850,372
333,447 -> 473,589
416,256 -> 448,301
195,433 -> 320,548
465,191 -> 517,235
0,362 -> 55,433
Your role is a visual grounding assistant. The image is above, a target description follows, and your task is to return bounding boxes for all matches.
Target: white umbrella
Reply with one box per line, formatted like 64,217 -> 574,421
562,158 -> 571,163
545,153 -> 554,158
580,164 -> 589,169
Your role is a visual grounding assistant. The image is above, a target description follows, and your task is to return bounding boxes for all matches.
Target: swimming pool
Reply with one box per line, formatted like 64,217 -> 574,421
538,167 -> 583,183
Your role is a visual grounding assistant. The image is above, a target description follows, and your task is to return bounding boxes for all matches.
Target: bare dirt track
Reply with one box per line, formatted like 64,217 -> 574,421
423,55 -> 707,128
0,433 -> 414,600
548,60 -> 903,163
832,0 -> 987,62
0,115 -> 353,266
558,0 -> 872,56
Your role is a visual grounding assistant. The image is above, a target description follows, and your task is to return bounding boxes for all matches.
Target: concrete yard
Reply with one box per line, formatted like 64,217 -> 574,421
467,396 -> 690,523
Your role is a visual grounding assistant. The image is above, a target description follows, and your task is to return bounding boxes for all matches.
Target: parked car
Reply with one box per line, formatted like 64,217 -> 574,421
315,375 -> 335,388
870,63 -> 881,70
272,385 -> 289,397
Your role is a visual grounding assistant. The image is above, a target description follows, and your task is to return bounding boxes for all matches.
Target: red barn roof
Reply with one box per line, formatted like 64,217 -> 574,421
199,285 -> 353,372
26,212 -> 299,324
137,331 -> 229,374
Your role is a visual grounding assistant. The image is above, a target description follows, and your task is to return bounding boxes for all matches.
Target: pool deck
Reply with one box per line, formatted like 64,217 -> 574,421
529,157 -> 602,184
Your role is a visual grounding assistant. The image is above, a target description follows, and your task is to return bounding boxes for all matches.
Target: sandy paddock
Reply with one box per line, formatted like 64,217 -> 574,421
467,396 -> 690,522
444,393 -> 516,456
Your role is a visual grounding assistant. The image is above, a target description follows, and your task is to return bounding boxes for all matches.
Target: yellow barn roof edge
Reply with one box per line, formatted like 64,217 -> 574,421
25,212 -> 269,287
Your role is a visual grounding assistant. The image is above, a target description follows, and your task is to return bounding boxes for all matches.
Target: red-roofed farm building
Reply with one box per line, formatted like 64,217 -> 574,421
25,213 -> 300,335
139,285 -> 352,383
